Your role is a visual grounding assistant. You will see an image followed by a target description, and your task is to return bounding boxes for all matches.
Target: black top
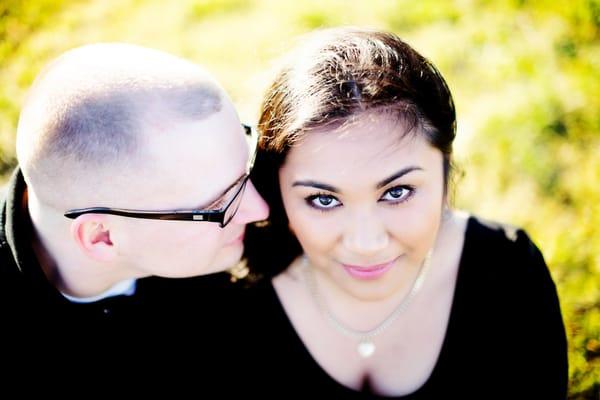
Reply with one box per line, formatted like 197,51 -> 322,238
238,216 -> 568,399
0,168 -> 246,393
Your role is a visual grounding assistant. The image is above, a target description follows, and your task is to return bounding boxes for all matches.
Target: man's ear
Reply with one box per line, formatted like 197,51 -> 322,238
70,214 -> 116,262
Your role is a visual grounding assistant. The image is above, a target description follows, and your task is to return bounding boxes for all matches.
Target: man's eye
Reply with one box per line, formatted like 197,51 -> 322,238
205,177 -> 246,210
206,197 -> 227,210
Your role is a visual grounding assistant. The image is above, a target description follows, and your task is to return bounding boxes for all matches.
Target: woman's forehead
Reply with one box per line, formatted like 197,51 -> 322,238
285,118 -> 428,166
281,130 -> 440,192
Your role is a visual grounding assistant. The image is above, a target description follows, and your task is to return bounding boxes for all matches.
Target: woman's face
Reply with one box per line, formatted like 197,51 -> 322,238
278,113 -> 446,301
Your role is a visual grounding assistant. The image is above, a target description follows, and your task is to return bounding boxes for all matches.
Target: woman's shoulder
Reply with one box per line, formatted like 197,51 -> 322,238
459,212 -> 556,292
466,213 -> 528,244
453,212 -> 564,336
463,213 -> 542,261
450,213 -> 567,396
444,211 -> 538,268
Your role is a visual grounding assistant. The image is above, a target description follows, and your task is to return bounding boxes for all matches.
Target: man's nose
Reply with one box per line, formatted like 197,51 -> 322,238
231,179 -> 269,225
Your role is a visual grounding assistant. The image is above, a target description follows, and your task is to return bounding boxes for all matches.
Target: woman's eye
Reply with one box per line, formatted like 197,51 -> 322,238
306,194 -> 341,210
380,186 -> 414,203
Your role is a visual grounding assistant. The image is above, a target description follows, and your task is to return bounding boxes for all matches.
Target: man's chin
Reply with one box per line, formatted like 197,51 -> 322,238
208,245 -> 245,275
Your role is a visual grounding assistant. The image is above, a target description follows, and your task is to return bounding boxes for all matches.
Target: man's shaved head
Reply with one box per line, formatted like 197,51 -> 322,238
16,43 -> 223,209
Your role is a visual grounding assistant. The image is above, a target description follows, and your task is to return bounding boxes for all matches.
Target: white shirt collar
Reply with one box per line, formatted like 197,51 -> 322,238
61,278 -> 137,303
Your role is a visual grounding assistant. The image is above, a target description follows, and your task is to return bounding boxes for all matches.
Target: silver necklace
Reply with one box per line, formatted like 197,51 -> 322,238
302,250 -> 433,358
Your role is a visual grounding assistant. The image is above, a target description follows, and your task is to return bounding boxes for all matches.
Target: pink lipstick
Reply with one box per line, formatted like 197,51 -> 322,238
341,258 -> 398,280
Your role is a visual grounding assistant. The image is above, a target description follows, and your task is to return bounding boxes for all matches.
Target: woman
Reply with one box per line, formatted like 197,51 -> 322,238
242,28 -> 567,398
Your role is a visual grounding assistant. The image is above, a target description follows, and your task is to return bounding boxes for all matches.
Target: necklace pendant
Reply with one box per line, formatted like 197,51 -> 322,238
303,251 -> 433,359
357,340 -> 376,358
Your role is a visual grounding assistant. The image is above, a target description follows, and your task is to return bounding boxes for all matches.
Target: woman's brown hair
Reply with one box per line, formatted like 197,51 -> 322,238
244,28 -> 456,280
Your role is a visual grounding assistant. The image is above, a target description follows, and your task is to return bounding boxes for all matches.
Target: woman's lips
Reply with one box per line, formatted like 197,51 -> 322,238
341,257 -> 399,280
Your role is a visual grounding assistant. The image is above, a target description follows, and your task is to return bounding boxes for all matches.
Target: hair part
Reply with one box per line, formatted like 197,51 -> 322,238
259,28 -> 455,168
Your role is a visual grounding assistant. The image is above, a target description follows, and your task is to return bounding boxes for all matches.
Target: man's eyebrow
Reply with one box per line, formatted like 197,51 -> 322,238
375,166 -> 423,189
197,173 -> 247,209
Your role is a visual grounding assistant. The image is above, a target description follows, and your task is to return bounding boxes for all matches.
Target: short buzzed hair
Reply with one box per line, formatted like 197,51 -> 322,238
16,43 -> 223,209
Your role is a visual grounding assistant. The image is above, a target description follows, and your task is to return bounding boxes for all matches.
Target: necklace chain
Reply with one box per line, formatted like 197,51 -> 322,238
302,251 -> 433,357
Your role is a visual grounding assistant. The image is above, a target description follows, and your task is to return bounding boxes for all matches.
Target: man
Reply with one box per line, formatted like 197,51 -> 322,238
0,43 -> 268,385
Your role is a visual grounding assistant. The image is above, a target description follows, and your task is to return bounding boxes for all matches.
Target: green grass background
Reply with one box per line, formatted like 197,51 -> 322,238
1,1 -> 598,397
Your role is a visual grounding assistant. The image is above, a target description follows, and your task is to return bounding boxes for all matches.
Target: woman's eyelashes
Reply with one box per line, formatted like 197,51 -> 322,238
305,193 -> 341,210
379,185 -> 415,204
304,185 -> 416,211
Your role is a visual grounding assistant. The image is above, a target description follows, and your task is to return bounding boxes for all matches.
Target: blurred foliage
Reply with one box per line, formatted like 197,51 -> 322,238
0,0 -> 86,174
0,0 -> 598,397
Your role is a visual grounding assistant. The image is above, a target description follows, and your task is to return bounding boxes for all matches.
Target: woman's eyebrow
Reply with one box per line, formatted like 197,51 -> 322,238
292,180 -> 339,193
292,166 -> 423,194
375,166 -> 423,189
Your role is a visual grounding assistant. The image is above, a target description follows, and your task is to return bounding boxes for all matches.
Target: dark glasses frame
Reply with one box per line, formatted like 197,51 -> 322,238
64,124 -> 257,228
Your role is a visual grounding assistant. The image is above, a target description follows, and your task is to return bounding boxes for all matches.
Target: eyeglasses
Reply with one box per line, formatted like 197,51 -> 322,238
64,124 -> 257,228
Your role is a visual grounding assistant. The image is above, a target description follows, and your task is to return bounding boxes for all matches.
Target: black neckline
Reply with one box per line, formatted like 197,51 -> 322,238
265,215 -> 475,398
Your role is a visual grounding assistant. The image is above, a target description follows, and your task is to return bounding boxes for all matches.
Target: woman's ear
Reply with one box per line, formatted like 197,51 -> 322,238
70,214 -> 116,262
